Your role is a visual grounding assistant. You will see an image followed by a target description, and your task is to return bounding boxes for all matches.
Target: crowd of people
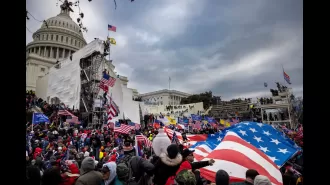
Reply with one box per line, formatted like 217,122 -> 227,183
26,91 -> 303,185
26,123 -> 303,185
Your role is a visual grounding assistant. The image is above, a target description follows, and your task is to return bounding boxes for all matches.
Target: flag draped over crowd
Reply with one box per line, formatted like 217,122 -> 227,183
164,122 -> 300,184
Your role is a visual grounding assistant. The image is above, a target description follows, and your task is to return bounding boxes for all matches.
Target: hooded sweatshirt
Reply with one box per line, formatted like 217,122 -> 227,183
101,162 -> 122,185
254,175 -> 272,185
75,157 -> 102,185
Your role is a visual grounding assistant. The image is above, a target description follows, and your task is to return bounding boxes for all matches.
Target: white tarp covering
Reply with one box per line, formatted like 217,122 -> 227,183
47,39 -> 105,108
122,85 -> 141,123
106,77 -> 124,122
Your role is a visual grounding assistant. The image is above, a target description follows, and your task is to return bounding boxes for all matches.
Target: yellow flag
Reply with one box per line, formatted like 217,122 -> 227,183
108,37 -> 116,45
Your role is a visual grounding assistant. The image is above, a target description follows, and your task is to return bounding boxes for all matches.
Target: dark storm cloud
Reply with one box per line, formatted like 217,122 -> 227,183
27,0 -> 303,100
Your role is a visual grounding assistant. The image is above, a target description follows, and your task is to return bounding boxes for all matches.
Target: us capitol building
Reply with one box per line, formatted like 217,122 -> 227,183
26,4 -> 134,94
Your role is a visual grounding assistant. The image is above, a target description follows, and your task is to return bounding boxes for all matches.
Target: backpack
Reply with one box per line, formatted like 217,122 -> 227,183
117,162 -> 138,185
117,157 -> 150,185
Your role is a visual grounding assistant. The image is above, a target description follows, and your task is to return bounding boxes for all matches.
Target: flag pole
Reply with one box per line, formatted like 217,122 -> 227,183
169,76 -> 171,90
32,112 -> 34,131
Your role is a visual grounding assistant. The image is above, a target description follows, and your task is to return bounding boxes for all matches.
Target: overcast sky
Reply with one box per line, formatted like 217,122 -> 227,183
26,0 -> 303,100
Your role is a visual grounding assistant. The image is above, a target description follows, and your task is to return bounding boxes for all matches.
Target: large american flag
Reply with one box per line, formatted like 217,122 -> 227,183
135,135 -> 152,147
101,73 -> 116,87
114,124 -> 132,134
198,131 -> 283,185
190,122 -> 300,184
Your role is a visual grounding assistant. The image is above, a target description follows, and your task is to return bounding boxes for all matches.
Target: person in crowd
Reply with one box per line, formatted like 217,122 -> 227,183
75,157 -> 103,185
101,162 -> 121,185
41,167 -> 63,185
215,169 -> 229,185
175,169 -> 197,185
128,156 -> 155,185
282,166 -> 298,185
60,160 -> 80,185
182,149 -> 215,171
296,173 -> 303,185
165,158 -> 192,185
230,169 -> 259,185
253,175 -> 271,185
26,165 -> 41,185
91,134 -> 102,161
152,144 -> 183,185
181,149 -> 215,185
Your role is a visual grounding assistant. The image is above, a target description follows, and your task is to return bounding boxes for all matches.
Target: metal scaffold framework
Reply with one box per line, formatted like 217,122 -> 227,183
79,51 -> 106,128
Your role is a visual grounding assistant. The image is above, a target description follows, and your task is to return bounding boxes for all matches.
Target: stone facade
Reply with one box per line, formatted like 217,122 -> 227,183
139,89 -> 191,106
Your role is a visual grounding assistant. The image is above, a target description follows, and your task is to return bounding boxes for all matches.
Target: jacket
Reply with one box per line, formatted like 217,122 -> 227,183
152,152 -> 183,185
230,181 -> 253,185
75,171 -> 103,185
75,157 -> 103,185
100,176 -> 123,185
190,161 -> 210,171
130,156 -> 154,185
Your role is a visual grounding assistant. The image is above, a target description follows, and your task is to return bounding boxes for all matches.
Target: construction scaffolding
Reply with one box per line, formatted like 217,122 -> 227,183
79,50 -> 106,128
256,85 -> 296,129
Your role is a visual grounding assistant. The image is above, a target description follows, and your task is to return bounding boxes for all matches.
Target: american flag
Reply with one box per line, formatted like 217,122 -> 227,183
177,124 -> 185,130
101,73 -> 116,87
164,128 -> 207,146
107,122 -> 114,129
229,118 -> 240,125
198,131 -> 283,184
58,110 -> 79,124
192,121 -> 201,129
283,70 -> 291,85
99,81 -> 109,92
107,96 -> 119,124
135,135 -> 152,147
114,124 -> 132,134
108,24 -> 117,32
129,122 -> 141,130
190,122 -> 300,184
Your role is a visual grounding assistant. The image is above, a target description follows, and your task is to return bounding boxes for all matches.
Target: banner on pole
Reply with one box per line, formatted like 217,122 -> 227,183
32,113 -> 49,124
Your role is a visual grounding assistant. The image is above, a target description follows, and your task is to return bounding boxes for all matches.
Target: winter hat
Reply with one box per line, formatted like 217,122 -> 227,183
81,157 -> 96,173
215,169 -> 229,185
152,128 -> 171,156
84,151 -> 90,157
254,175 -> 271,185
175,169 -> 197,185
167,144 -> 180,159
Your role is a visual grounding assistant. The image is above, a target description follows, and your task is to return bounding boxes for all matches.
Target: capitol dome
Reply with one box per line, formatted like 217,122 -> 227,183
26,8 -> 87,61
26,5 -> 88,91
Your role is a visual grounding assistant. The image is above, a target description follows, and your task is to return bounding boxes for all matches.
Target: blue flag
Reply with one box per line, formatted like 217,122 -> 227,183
191,122 -> 300,167
32,113 -> 49,124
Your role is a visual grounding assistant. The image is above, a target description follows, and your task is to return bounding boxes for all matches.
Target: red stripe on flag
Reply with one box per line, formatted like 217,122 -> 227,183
198,132 -> 282,185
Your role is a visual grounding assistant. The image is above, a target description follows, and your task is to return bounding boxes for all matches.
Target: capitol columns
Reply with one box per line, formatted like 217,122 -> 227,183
56,47 -> 59,59
50,47 -> 53,58
38,47 -> 41,55
62,48 -> 65,59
